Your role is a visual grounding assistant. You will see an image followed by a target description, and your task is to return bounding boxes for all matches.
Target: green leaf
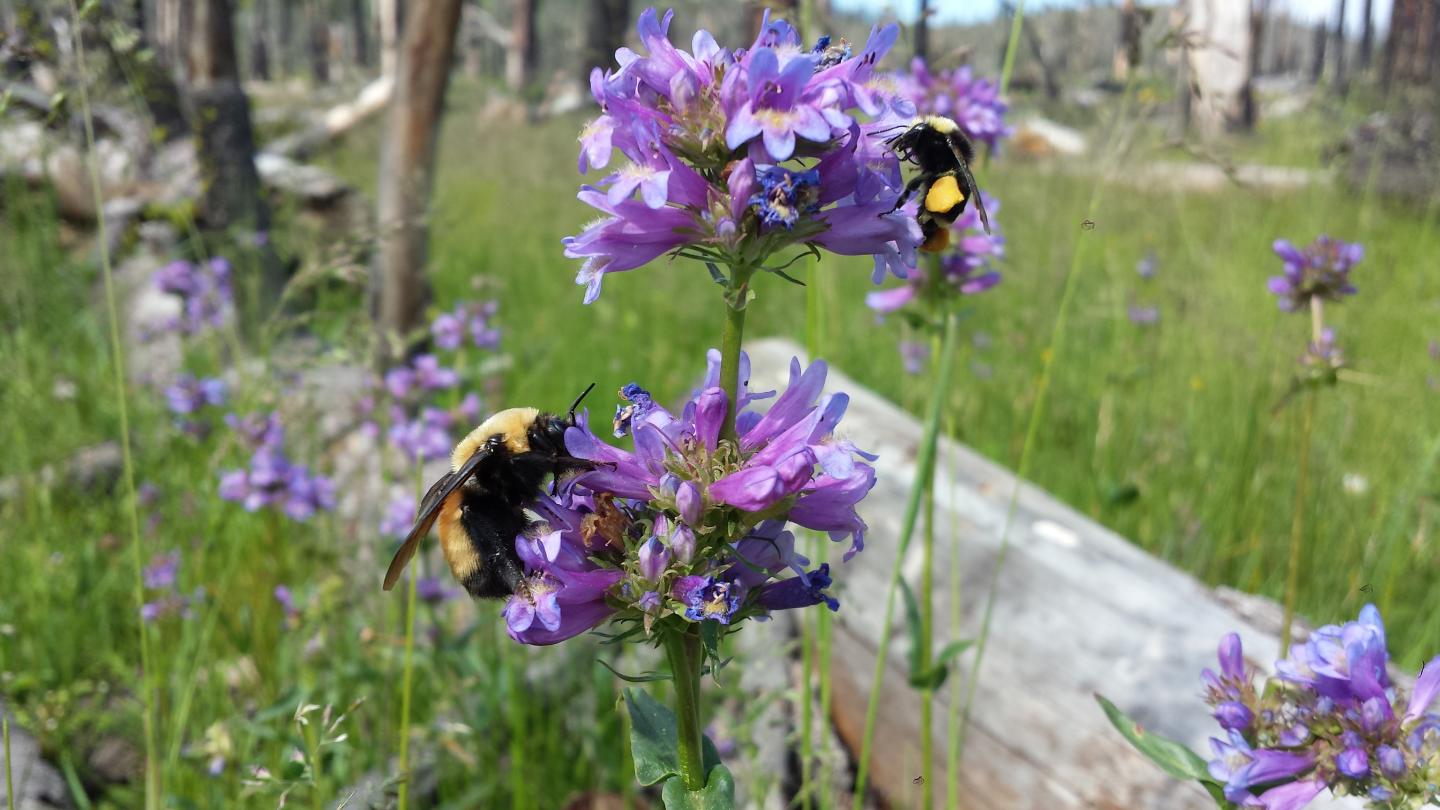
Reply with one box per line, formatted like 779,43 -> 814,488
705,263 -> 729,286
1095,694 -> 1214,783
660,763 -> 736,810
624,688 -> 681,786
597,659 -> 672,683
899,579 -> 926,686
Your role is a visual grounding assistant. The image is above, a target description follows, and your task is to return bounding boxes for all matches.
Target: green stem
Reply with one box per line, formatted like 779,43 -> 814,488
943,407 -> 963,810
663,630 -> 707,792
919,320 -> 943,810
1280,390 -> 1316,650
396,461 -> 425,810
719,266 -> 757,443
64,3 -> 159,805
998,0 -> 1028,99
852,312 -> 960,809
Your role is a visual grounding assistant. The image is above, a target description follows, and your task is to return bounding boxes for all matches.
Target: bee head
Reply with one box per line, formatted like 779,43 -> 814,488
528,383 -> 597,459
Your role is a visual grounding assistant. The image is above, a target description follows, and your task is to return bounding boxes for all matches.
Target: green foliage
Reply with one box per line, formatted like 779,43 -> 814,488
625,688 -> 732,808
1096,695 -> 1235,807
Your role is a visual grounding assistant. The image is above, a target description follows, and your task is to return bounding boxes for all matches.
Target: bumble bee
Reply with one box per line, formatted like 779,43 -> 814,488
382,385 -> 597,599
886,115 -> 992,252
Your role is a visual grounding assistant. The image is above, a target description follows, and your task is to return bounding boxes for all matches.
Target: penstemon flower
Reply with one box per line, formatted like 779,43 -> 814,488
895,57 -> 1012,151
1268,236 -> 1362,313
217,412 -> 335,521
564,7 -> 922,303
1105,604 -> 1440,810
499,352 -> 874,646
865,193 -> 1003,317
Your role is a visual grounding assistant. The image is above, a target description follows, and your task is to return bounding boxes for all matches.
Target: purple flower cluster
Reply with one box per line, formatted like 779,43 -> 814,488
431,301 -> 501,352
164,374 -> 229,436
1301,328 -> 1344,376
565,8 -> 925,303
1127,249 -> 1161,327
141,551 -> 201,622
1268,237 -> 1363,312
218,412 -> 335,521
866,194 -> 1003,318
385,355 -> 460,401
499,352 -> 874,646
151,258 -> 234,336
1199,606 -> 1440,809
895,58 -> 1011,150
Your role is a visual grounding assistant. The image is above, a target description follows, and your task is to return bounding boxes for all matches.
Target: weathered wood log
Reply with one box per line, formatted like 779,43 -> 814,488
743,337 -> 1362,809
263,75 -> 395,159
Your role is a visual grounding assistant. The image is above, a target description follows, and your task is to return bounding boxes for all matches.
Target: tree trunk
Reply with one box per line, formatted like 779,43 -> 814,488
505,0 -> 539,93
1185,0 -> 1254,135
350,0 -> 371,67
277,0 -> 294,75
307,0 -> 331,82
1021,16 -> 1060,100
1359,0 -> 1375,67
118,0 -> 191,139
1332,0 -> 1348,93
1243,0 -> 1268,126
915,0 -> 930,62
1310,20 -> 1327,82
186,0 -> 283,307
377,0 -> 399,76
582,0 -> 630,84
373,0 -> 463,351
251,0 -> 272,80
1115,0 -> 1140,79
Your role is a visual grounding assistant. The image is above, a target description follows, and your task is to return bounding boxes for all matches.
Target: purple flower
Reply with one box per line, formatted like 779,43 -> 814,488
1207,730 -> 1315,803
675,481 -> 702,526
225,411 -> 284,450
1276,603 -> 1389,702
1267,236 -> 1362,312
143,552 -> 180,590
1301,328 -> 1343,373
566,9 -> 921,302
637,536 -> 670,582
431,312 -> 463,351
866,193 -> 1003,321
380,493 -> 417,541
218,421 -> 335,523
1336,747 -> 1369,778
1214,701 -> 1254,731
1137,250 -> 1159,279
756,564 -> 838,612
274,585 -> 298,616
388,407 -> 454,463
1376,744 -> 1406,779
165,374 -> 228,416
895,58 -> 1011,150
673,576 -> 741,624
612,383 -> 658,438
1127,304 -> 1160,325
151,258 -> 234,336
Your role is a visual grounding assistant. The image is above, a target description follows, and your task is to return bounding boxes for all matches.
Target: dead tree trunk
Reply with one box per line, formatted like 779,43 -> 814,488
582,0 -> 630,83
1244,0 -> 1268,126
505,0 -> 538,93
1310,21 -> 1327,82
1185,0 -> 1254,135
1332,0 -> 1348,93
349,0 -> 371,67
1115,0 -> 1140,79
251,0 -> 272,80
307,0 -> 331,82
186,0 -> 283,307
377,0 -> 399,75
373,0 -> 463,351
277,0 -> 295,75
1021,14 -> 1061,100
112,0 -> 191,140
915,0 -> 930,62
1359,0 -> 1375,67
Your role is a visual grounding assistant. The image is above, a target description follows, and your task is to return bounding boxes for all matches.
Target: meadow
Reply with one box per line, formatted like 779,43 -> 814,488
2,68 -> 1439,809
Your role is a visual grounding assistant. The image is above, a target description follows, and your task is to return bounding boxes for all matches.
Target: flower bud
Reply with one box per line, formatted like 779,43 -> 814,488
1213,701 -> 1254,732
1337,747 -> 1369,779
638,536 -> 670,583
694,387 -> 727,451
671,524 -> 696,565
676,481 -> 702,526
1377,745 -> 1406,780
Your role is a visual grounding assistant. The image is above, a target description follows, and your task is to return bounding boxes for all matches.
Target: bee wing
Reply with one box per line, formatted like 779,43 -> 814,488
382,448 -> 490,591
954,152 -> 992,235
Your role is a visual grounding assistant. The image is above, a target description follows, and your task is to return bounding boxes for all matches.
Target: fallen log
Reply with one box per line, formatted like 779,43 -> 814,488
743,337 -> 1362,809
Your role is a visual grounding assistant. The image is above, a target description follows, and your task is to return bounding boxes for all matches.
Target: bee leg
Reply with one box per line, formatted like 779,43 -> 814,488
886,175 -> 929,215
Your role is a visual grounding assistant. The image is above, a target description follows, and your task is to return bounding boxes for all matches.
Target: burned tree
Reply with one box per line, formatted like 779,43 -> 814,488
373,0 -> 464,350
582,0 -> 630,86
506,0 -> 539,93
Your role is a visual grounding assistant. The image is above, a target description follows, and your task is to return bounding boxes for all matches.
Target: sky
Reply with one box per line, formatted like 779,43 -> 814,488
835,0 -> 1389,36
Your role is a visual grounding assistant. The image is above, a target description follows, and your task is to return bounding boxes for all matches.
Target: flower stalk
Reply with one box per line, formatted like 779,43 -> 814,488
719,265 -> 757,443
663,629 -> 707,791
853,310 -> 960,808
1279,390 -> 1316,651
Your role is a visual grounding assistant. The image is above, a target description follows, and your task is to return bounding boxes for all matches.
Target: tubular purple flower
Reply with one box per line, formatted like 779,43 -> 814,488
1336,747 -> 1369,779
1267,235 -> 1362,311
1218,633 -> 1245,680
1377,745 -> 1406,779
756,564 -> 838,612
895,58 -> 1011,150
725,47 -> 830,160
670,523 -> 696,564
1404,656 -> 1440,723
505,567 -> 622,647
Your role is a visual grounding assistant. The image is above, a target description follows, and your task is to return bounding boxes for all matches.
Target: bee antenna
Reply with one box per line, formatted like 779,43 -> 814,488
568,383 -> 597,424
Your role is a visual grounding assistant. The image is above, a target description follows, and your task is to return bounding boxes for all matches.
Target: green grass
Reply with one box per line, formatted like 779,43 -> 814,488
4,76 -> 1440,808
